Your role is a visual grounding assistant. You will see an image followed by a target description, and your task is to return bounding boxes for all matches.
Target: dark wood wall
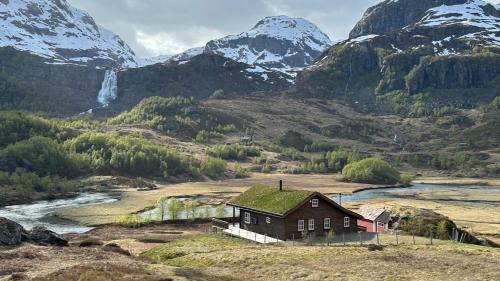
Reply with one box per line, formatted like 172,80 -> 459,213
284,195 -> 359,239
237,195 -> 359,240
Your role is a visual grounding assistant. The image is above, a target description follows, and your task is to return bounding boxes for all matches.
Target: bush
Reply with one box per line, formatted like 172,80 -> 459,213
207,144 -> 260,160
0,111 -> 60,148
234,163 -> 250,178
64,132 -> 194,179
211,89 -> 225,99
0,169 -> 79,206
342,158 -> 401,184
200,157 -> 227,178
0,136 -> 86,177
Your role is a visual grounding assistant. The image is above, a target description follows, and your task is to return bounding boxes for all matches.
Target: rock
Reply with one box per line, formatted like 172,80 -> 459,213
8,273 -> 29,281
367,244 -> 384,251
29,226 -> 68,246
0,217 -> 29,246
102,243 -> 131,256
78,238 -> 103,247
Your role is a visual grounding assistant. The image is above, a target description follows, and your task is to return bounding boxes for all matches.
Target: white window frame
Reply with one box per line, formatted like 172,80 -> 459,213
244,212 -> 251,224
308,219 -> 315,231
311,199 -> 319,208
324,218 -> 331,230
344,217 -> 350,228
377,221 -> 385,231
266,217 -> 271,224
298,220 -> 305,231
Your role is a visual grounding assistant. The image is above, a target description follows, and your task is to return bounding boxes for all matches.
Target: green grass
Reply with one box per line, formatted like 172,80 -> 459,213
143,235 -> 250,268
228,184 -> 313,214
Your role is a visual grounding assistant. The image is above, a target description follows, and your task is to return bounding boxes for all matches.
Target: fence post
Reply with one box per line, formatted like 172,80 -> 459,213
359,232 -> 362,245
264,233 -> 267,244
412,233 -> 416,245
376,232 -> 380,245
342,232 -> 346,246
430,232 -> 433,245
396,231 -> 399,246
292,233 -> 295,246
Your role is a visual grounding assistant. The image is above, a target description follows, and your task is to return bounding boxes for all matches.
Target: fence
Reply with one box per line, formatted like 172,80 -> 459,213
213,228 -> 463,247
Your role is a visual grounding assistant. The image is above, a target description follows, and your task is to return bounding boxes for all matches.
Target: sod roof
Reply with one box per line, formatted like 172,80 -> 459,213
228,185 -> 314,215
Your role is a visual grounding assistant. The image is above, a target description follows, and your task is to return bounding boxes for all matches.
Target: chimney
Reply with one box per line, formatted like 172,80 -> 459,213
279,180 -> 283,191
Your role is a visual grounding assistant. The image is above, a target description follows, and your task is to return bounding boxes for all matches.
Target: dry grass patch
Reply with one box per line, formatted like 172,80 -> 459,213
142,235 -> 500,281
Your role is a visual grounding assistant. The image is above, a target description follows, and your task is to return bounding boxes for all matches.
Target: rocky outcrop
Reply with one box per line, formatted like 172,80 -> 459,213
0,47 -> 104,115
349,0 -> 467,38
0,218 -> 68,246
298,0 -> 500,109
29,226 -> 68,246
0,218 -> 29,245
105,54 -> 291,115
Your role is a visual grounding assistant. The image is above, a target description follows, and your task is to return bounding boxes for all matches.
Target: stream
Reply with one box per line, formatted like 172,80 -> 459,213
0,184 -> 497,234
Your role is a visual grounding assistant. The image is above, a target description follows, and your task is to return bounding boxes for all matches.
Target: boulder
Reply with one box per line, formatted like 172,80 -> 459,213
0,217 -> 29,246
29,226 -> 68,246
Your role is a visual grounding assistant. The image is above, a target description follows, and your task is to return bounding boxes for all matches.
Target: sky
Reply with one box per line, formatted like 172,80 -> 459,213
68,0 -> 500,58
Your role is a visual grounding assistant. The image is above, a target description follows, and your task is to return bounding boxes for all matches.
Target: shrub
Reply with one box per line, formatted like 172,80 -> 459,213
342,158 -> 401,184
234,163 -> 250,178
211,89 -> 225,99
200,157 -> 227,178
64,132 -> 194,179
0,136 -> 86,177
207,144 -> 260,160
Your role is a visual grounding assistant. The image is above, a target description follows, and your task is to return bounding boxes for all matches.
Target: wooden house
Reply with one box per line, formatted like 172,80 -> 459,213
227,182 -> 363,240
357,205 -> 391,233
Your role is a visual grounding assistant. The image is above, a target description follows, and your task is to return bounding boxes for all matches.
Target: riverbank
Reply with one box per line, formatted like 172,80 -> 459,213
57,173 -> 379,226
414,177 -> 500,186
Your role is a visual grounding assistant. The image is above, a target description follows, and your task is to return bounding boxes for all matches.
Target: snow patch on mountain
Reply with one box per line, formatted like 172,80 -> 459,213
205,15 -> 331,69
0,0 -> 138,68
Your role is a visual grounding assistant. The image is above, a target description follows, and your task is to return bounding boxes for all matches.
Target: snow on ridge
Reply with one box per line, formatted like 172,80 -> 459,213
0,0 -> 138,68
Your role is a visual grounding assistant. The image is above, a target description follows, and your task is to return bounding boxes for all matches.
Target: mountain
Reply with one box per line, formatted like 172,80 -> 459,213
298,0 -> 500,113
151,16 -> 332,72
0,0 -> 138,68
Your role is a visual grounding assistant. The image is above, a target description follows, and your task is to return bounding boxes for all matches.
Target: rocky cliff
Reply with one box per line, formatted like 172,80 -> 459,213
298,0 -> 500,112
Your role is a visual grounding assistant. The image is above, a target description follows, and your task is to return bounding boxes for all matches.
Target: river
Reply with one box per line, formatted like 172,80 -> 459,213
0,193 -> 117,234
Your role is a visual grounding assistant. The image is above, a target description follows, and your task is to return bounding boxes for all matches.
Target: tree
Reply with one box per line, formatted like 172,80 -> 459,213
211,89 -> 225,99
184,201 -> 199,220
342,157 -> 401,184
202,205 -> 212,218
155,196 -> 169,221
215,204 -> 227,218
167,197 -> 182,220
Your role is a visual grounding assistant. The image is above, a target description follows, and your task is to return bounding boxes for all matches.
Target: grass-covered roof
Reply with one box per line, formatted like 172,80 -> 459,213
228,184 -> 314,215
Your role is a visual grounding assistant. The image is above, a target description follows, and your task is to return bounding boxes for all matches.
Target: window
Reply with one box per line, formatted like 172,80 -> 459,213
324,218 -> 331,230
250,217 -> 258,225
298,220 -> 305,231
377,221 -> 385,231
266,217 -> 271,224
311,199 -> 319,207
344,217 -> 350,228
244,212 -> 250,224
308,219 -> 315,231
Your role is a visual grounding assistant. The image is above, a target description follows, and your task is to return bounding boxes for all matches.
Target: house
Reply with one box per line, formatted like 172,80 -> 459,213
227,181 -> 364,240
357,205 -> 391,233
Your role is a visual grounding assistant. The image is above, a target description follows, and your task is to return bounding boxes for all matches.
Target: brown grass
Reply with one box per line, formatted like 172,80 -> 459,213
143,235 -> 500,281
58,173 -> 375,225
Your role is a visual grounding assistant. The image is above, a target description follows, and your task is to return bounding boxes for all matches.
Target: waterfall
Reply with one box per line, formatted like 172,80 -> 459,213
97,70 -> 118,107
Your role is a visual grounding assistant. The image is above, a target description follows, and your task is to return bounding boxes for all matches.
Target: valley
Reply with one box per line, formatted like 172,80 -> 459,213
1,0 -> 500,280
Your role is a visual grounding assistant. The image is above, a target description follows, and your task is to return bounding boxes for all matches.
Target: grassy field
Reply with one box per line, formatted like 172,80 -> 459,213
142,235 -> 500,281
58,173 -> 376,225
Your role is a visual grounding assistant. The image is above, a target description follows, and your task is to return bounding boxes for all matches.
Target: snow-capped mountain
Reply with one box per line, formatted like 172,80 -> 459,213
152,16 -> 332,71
0,0 -> 138,68
204,15 -> 332,70
299,0 -> 500,103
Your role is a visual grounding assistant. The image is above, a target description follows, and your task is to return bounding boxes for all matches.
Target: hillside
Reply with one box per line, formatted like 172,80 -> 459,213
298,0 -> 500,114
